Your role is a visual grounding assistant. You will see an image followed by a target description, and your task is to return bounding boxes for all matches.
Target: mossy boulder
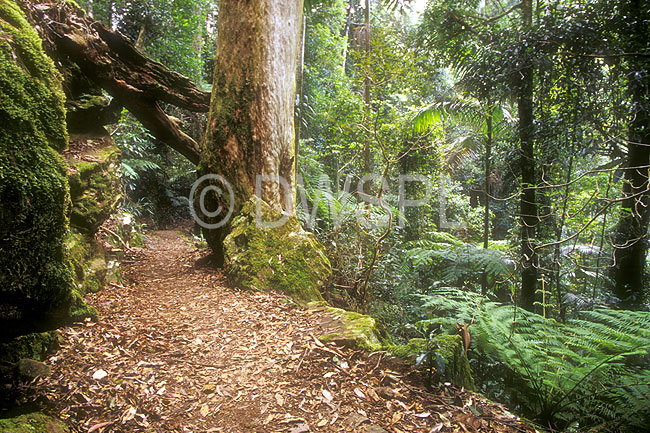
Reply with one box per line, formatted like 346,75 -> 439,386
65,136 -> 121,233
0,0 -> 77,337
223,197 -> 331,304
65,94 -> 121,135
65,229 -> 107,294
0,331 -> 59,364
0,331 -> 59,378
312,304 -> 392,351
389,335 -> 475,390
0,413 -> 69,433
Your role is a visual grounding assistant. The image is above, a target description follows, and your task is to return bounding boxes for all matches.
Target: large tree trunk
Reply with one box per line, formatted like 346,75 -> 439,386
518,0 -> 538,312
295,16 -> 306,175
200,0 -> 303,263
611,0 -> 650,309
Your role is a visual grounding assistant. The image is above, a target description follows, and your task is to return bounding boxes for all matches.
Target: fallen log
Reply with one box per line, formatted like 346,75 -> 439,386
18,0 -> 210,164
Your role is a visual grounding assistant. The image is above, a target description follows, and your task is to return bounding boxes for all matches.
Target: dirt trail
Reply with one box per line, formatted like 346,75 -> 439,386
35,230 -> 536,433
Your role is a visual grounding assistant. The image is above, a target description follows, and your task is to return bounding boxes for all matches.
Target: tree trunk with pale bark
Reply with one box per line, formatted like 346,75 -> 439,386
200,0 -> 303,262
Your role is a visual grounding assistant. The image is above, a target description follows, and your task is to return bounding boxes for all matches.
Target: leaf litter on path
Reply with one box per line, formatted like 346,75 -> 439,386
31,230 -> 539,433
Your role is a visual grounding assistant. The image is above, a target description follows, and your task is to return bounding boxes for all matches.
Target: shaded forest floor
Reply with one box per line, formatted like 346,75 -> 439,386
29,230 -> 537,432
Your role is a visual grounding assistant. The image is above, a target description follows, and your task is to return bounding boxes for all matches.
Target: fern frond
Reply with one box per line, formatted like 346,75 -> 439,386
418,287 -> 650,429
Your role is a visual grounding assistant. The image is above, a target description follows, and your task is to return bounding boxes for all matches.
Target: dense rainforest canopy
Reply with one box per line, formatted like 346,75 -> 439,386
1,0 -> 650,431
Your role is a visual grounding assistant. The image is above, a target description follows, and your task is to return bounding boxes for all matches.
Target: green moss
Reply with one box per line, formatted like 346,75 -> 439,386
0,0 -> 67,150
223,197 -> 331,304
389,335 -> 475,390
0,331 -> 58,363
0,0 -> 78,336
389,337 -> 427,361
66,139 -> 121,232
68,290 -> 98,322
0,331 -> 59,378
64,0 -> 82,11
315,305 -> 392,351
65,229 -> 107,295
0,412 -> 70,433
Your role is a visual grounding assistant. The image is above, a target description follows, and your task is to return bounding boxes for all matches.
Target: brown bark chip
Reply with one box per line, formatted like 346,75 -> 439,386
33,230 -> 538,433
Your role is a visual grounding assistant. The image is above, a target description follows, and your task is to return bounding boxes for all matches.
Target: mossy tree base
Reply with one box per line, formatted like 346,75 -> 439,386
223,198 -> 331,304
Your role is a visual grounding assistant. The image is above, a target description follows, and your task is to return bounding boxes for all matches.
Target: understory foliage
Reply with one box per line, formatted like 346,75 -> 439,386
76,0 -> 214,227
406,238 -> 515,289
58,0 -> 650,430
418,287 -> 650,431
113,112 -> 197,227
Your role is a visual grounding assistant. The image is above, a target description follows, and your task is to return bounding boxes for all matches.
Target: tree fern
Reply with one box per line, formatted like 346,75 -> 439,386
406,237 -> 515,287
417,287 -> 650,430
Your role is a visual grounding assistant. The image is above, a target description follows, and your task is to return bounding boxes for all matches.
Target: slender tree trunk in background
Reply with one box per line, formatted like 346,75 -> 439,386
553,154 -> 572,322
518,0 -> 538,312
594,172 -> 612,306
341,0 -> 353,72
201,0 -> 303,264
480,109 -> 492,295
135,20 -> 147,50
362,0 -> 371,179
611,0 -> 650,310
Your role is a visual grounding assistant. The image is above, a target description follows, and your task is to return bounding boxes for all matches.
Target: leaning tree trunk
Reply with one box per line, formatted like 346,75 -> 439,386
200,0 -> 302,261
19,0 -> 209,165
611,0 -> 650,309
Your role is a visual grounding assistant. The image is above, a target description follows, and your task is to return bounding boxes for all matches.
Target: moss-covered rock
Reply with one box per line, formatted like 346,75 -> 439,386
223,197 -> 331,304
0,331 -> 59,378
0,413 -> 70,433
0,0 -> 76,337
389,335 -> 475,390
389,338 -> 428,361
16,358 -> 51,380
0,331 -> 59,363
65,229 -> 107,295
67,290 -> 98,322
312,304 -> 392,351
65,94 -> 121,135
65,136 -> 121,233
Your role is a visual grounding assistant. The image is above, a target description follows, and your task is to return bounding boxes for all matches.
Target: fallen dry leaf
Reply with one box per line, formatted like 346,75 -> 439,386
24,230 -> 539,433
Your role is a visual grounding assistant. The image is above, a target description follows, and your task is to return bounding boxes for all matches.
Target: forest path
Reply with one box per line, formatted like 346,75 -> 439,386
37,230 -> 534,433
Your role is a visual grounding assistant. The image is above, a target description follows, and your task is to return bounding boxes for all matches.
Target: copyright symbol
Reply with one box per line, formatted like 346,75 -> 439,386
189,174 -> 234,229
